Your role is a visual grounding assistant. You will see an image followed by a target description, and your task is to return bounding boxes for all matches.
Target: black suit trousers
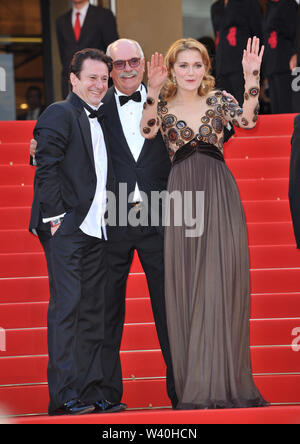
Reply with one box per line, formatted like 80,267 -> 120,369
102,225 -> 178,408
38,227 -> 107,413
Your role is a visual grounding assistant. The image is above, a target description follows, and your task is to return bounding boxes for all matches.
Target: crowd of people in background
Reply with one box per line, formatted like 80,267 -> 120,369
211,0 -> 300,114
19,0 -> 300,118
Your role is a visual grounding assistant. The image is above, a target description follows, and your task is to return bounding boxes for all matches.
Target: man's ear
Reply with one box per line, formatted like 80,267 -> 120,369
70,72 -> 77,89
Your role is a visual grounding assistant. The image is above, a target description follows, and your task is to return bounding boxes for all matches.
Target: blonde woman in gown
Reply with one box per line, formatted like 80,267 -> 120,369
140,37 -> 269,409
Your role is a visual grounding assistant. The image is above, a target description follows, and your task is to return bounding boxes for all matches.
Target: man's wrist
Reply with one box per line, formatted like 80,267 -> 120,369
50,217 -> 63,227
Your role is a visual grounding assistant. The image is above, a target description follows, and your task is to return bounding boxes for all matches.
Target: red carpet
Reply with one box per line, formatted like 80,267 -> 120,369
0,117 -> 300,424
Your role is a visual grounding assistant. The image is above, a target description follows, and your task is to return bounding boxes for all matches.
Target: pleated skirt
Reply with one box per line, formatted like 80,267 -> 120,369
164,152 -> 268,409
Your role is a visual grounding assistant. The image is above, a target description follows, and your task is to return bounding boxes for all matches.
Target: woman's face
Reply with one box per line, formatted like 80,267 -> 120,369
172,49 -> 206,93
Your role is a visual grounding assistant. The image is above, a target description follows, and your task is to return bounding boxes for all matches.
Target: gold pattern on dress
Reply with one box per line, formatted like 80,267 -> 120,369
157,90 -> 256,159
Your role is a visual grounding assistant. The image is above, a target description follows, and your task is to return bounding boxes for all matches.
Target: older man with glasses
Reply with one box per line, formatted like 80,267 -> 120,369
100,39 -> 178,410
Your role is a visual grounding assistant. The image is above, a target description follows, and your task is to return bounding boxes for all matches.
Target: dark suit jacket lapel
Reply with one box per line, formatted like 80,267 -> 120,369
135,84 -> 150,165
100,118 -> 115,193
103,88 -> 137,164
68,93 -> 95,168
64,10 -> 76,44
79,4 -> 93,44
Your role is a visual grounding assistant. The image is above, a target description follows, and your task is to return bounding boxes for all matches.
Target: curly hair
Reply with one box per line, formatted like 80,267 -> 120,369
161,38 -> 215,100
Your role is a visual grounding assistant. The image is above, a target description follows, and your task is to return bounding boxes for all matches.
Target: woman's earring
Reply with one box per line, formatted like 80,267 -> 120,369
172,75 -> 177,86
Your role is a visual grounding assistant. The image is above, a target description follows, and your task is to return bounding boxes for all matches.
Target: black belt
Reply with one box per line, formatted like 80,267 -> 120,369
172,140 -> 224,166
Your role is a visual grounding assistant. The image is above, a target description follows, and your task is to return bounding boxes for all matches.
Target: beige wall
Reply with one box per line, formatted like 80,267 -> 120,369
50,0 -> 69,101
116,0 -> 183,62
51,0 -> 183,100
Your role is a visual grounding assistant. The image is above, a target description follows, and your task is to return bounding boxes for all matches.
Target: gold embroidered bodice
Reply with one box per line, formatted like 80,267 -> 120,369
157,89 -> 259,160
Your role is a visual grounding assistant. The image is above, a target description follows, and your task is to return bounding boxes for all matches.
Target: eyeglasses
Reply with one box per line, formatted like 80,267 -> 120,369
112,58 -> 141,70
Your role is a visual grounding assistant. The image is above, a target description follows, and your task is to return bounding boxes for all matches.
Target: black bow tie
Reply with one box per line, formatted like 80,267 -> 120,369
82,102 -> 106,122
88,109 -> 106,122
119,91 -> 142,106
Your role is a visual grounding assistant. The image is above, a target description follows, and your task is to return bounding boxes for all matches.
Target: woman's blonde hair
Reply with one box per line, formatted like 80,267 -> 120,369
161,38 -> 215,100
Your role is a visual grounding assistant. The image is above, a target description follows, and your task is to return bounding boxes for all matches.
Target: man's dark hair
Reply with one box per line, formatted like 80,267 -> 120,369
69,48 -> 113,78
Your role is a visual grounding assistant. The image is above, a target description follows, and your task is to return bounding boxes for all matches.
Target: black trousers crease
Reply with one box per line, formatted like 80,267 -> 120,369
38,228 -> 107,413
102,226 -> 178,408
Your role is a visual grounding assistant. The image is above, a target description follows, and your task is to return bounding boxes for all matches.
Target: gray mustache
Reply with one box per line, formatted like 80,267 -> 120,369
120,71 -> 138,78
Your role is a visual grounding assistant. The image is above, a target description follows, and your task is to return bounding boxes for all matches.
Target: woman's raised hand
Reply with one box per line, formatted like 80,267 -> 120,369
147,52 -> 168,91
242,37 -> 264,77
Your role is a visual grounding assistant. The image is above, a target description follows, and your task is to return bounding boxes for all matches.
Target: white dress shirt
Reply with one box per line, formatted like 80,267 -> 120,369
72,2 -> 90,28
43,103 -> 108,241
114,84 -> 147,202
80,105 -> 108,240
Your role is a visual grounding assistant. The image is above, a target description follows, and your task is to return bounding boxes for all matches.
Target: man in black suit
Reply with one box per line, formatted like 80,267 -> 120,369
29,48 -> 125,416
262,0 -> 298,113
211,0 -> 262,106
289,114 -> 300,248
99,38 -> 178,409
56,0 -> 118,98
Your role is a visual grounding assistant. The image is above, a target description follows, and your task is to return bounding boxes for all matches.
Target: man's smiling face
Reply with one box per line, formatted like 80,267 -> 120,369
109,40 -> 145,95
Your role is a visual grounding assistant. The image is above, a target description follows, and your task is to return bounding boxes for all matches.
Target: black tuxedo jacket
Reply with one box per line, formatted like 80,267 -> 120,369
29,92 -> 115,236
262,0 -> 298,77
56,4 -> 118,97
289,114 -> 300,248
211,0 -> 262,76
102,87 -> 172,240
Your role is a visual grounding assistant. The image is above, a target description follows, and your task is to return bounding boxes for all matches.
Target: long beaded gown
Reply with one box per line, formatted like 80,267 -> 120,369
159,90 -> 268,409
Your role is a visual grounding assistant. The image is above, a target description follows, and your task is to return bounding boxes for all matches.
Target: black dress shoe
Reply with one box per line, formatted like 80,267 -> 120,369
51,399 -> 95,416
93,399 -> 127,413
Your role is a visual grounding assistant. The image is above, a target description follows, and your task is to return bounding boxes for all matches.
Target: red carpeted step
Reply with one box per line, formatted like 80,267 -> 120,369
0,292 -> 299,327
3,158 -> 288,185
0,165 -> 34,186
0,230 -> 42,253
0,290 -> 299,326
0,249 -> 144,278
249,245 -> 300,269
251,346 -> 300,374
1,319 -> 298,357
0,185 -> 33,207
224,136 -> 291,159
1,374 -> 300,416
0,277 -> 50,303
0,297 -> 153,329
0,253 -> 48,278
0,181 -> 290,209
0,267 -> 299,303
251,269 -> 300,293
247,222 -> 295,246
233,113 -> 296,138
1,346 -> 299,387
0,143 -> 30,165
0,222 -> 295,255
0,207 -> 31,229
1,245 -> 299,278
243,200 -> 291,223
0,273 -> 149,303
251,293 -> 300,318
237,178 -> 288,201
0,202 -> 291,233
13,405 -> 300,425
250,318 -> 300,346
226,158 -> 290,180
0,121 -> 35,143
